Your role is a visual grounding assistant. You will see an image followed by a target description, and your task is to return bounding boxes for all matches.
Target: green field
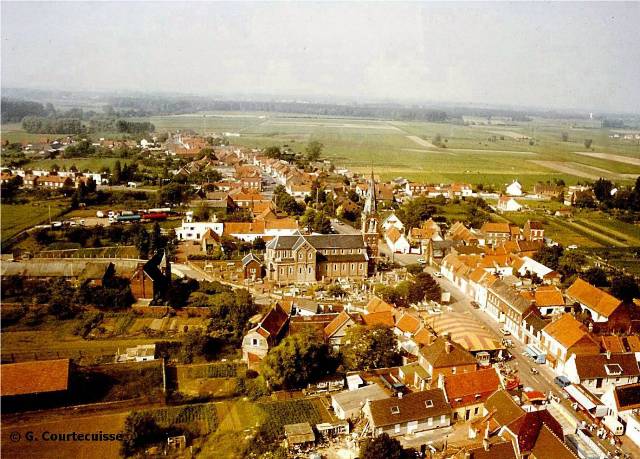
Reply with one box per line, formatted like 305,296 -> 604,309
1,201 -> 68,247
145,112 -> 640,188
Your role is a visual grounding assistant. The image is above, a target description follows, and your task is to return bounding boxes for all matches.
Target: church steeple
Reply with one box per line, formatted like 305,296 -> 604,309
361,169 -> 380,259
363,169 -> 377,215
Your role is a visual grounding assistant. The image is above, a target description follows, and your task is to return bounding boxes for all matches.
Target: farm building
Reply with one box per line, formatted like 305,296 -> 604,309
1,359 -> 71,411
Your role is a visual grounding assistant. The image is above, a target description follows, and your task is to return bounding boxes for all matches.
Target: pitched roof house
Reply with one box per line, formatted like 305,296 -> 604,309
242,304 -> 289,368
363,389 -> 452,437
441,367 -> 502,422
566,278 -> 624,324
418,336 -> 478,379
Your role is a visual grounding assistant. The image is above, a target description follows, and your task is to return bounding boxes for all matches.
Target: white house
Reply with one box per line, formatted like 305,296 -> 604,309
497,195 -> 523,212
601,382 -> 640,446
115,344 -> 156,363
564,353 -> 640,395
175,220 -> 224,241
506,180 -> 523,196
384,227 -> 410,254
381,213 -> 405,232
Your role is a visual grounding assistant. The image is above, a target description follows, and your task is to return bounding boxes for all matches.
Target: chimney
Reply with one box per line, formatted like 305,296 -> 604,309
606,350 -> 611,360
437,373 -> 446,390
398,392 -> 403,399
445,341 -> 453,354
483,438 -> 490,451
484,421 -> 491,440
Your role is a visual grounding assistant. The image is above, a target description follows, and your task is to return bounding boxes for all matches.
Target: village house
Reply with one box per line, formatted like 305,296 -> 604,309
384,227 -> 411,254
418,336 -> 478,380
363,389 -> 452,437
441,367 -> 502,422
242,253 -> 264,281
264,234 -> 368,284
505,179 -> 523,196
499,409 -> 573,459
480,222 -> 517,246
533,182 -> 564,199
497,195 -> 523,212
324,310 -> 362,350
485,280 -> 534,338
381,213 -> 404,232
539,313 -> 600,374
600,382 -> 640,447
115,344 -> 156,363
565,278 -> 626,326
563,352 -> 640,395
331,383 -> 390,420
175,219 -> 224,241
242,304 -> 289,369
523,220 -> 544,242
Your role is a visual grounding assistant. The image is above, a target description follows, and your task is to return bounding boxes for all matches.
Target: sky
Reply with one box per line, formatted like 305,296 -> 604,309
2,1 -> 640,113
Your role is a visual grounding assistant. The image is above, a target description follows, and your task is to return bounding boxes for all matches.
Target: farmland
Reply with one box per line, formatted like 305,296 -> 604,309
142,112 -> 640,188
1,201 -> 68,247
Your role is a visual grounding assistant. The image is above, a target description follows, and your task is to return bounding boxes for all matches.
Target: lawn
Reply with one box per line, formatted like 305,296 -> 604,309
1,201 -> 69,247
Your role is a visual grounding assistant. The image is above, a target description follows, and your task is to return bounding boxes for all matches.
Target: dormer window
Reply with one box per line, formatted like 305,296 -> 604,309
605,364 -> 623,376
391,406 -> 400,414
425,400 -> 433,408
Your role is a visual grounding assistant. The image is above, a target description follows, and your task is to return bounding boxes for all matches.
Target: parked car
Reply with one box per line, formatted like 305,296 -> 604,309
499,328 -> 511,336
417,258 -> 427,265
433,272 -> 443,278
470,301 -> 480,309
554,376 -> 571,388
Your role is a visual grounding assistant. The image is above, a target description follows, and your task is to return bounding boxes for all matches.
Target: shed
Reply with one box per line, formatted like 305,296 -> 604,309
284,422 -> 315,447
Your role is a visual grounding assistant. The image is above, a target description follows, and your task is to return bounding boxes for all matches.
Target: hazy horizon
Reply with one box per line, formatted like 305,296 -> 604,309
2,1 -> 640,114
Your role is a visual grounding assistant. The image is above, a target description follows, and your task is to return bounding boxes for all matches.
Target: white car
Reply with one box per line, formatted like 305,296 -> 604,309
499,328 -> 511,336
433,272 -> 443,278
417,258 -> 427,265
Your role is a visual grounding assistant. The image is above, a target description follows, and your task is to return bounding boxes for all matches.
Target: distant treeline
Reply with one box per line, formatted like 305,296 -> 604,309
22,116 -> 84,134
1,99 -> 55,123
21,116 -> 154,135
108,97 -> 449,122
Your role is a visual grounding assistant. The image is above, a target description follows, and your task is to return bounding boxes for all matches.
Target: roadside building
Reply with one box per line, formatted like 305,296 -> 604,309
566,278 -> 626,327
1,359 -> 71,411
363,389 -> 452,437
540,313 -> 600,374
242,304 -> 289,368
564,352 -> 640,395
418,336 -> 478,380
441,367 -> 502,422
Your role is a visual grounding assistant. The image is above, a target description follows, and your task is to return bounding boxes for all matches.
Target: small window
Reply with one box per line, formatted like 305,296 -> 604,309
391,406 -> 400,414
425,400 -> 433,408
252,338 -> 259,346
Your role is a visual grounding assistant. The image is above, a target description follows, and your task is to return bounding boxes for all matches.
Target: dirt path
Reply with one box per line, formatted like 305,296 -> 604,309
528,160 -> 636,181
574,151 -> 640,166
405,135 -> 438,149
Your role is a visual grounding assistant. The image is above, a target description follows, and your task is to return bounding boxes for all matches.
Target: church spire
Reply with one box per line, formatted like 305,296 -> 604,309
364,169 -> 377,215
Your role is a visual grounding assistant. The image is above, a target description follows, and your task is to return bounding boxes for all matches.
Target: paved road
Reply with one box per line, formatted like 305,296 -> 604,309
423,266 -> 560,396
331,219 -> 361,235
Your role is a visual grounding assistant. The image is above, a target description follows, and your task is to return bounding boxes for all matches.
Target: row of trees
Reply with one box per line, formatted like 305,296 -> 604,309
22,116 -> 83,134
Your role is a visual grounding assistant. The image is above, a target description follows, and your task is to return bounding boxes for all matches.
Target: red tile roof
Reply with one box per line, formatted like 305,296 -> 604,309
1,359 -> 70,397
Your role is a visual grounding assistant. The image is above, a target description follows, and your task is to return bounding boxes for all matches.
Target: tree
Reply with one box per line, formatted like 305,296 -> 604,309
261,332 -> 335,389
264,146 -> 282,159
360,433 -> 408,459
533,245 -> 563,271
342,325 -> 401,371
584,139 -> 593,149
121,412 -> 161,456
180,330 -> 214,363
134,226 -> 150,259
47,279 -> 80,319
610,274 -> 640,303
327,284 -> 346,298
252,237 -> 266,251
559,251 -> 587,276
561,132 -> 569,142
584,267 -> 609,287
112,160 -> 122,184
407,272 -> 441,304
593,178 -> 614,202
305,140 -> 323,162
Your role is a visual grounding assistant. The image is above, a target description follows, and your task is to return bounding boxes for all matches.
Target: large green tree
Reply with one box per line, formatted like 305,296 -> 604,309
261,332 -> 335,389
342,325 -> 400,371
305,140 -> 323,162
